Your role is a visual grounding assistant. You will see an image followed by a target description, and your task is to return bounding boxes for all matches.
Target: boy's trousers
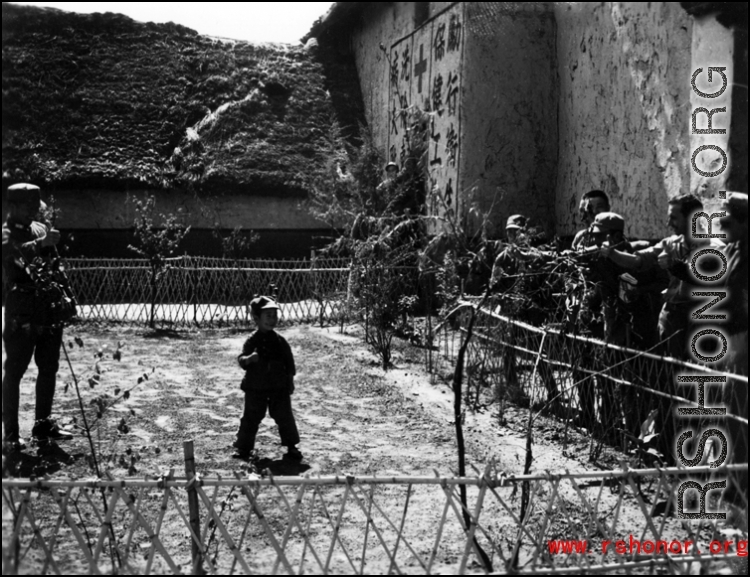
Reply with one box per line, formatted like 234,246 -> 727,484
236,387 -> 300,451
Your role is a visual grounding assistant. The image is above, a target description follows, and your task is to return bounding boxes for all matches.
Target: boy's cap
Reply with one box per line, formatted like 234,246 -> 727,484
590,212 -> 625,233
250,296 -> 280,316
7,183 -> 41,203
385,161 -> 398,171
506,214 -> 527,230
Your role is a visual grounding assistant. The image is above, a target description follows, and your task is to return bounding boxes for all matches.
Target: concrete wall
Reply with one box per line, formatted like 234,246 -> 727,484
553,2 -> 693,239
58,229 -> 327,259
51,190 -> 324,231
47,189 -> 328,257
460,2 -> 558,237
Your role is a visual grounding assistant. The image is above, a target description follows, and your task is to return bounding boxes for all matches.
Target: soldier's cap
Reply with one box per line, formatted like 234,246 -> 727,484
506,214 -> 527,230
590,211 -> 625,233
7,183 -> 41,204
250,295 -> 280,317
723,192 -> 748,221
385,161 -> 399,172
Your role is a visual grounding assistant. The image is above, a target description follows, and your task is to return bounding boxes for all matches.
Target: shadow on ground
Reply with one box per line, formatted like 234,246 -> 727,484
2,443 -> 80,477
255,456 -> 311,476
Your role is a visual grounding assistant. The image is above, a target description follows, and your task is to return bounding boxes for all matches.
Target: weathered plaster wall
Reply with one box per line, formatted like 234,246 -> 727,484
689,15 -> 737,214
554,2 -> 693,239
726,27 -> 749,194
350,1 -> 558,237
460,2 -> 558,237
350,3 -> 418,151
350,3 -> 461,149
430,2 -> 455,15
52,190 -> 325,230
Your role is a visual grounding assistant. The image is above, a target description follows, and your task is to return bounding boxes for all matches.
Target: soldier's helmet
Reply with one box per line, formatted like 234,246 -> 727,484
505,214 -> 527,230
7,183 -> 41,204
590,212 -> 625,233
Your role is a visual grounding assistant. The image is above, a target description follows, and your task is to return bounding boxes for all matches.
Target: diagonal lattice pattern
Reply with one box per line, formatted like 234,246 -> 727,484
65,257 -> 352,328
427,301 -> 748,462
3,464 -> 747,575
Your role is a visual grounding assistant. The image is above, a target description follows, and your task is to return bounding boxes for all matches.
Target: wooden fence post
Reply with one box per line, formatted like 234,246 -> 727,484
184,441 -> 205,575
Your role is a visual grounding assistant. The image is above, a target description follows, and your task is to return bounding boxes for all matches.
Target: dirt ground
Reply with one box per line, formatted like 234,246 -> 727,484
2,322 -> 615,480
2,321 -> 742,574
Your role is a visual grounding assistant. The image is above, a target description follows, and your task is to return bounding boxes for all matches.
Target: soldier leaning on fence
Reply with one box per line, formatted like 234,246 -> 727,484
601,194 -> 724,463
579,212 -> 639,438
601,194 -> 723,360
233,296 -> 303,462
491,215 -> 561,405
716,192 -> 748,508
2,183 -> 74,453
564,193 -> 609,431
581,213 -> 664,438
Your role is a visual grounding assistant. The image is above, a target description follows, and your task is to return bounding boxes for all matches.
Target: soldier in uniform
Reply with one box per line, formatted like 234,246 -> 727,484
491,215 -> 561,406
571,190 -> 610,251
717,192 -> 748,507
3,183 -> 73,452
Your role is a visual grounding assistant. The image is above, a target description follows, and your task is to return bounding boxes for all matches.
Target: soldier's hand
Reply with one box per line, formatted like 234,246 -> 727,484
657,251 -> 672,270
40,228 -> 61,247
599,245 -> 613,259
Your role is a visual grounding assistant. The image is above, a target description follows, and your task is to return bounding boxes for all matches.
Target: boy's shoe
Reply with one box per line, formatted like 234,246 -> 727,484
32,419 -> 74,442
284,446 -> 304,461
232,443 -> 256,461
2,435 -> 27,454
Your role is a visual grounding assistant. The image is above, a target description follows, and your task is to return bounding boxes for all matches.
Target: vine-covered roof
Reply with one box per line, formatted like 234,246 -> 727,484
2,2 -> 338,195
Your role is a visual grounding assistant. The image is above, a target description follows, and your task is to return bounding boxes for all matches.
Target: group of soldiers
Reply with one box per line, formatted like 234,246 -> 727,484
2,179 -> 747,468
487,189 -> 747,462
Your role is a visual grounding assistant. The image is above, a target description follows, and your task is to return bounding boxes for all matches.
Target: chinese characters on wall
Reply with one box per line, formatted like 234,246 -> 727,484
388,5 -> 464,227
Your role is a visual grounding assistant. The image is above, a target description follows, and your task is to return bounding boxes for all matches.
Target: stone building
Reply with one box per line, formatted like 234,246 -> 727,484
308,2 -> 748,240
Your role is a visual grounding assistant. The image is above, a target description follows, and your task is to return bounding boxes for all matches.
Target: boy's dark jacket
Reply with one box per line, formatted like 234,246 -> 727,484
239,329 -> 295,392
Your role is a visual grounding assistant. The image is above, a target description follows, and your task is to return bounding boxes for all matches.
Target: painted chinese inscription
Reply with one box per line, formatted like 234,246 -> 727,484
388,3 -> 464,228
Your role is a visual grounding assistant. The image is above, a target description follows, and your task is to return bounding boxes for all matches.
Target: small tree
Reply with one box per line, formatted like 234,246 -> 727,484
128,195 -> 190,328
212,225 -> 260,262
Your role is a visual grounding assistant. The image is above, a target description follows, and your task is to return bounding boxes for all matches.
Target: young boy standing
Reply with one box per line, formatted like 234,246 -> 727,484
233,296 -> 303,461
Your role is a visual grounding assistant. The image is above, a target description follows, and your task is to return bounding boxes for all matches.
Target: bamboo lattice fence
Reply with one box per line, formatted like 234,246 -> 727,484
3,264 -> 747,575
3,464 -> 747,575
63,257 -> 354,327
427,300 -> 748,456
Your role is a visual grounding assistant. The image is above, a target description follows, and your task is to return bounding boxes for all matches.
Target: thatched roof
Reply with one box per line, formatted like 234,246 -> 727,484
2,2 -> 339,195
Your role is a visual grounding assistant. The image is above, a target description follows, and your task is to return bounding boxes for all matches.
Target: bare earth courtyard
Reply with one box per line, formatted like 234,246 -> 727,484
1,319 -> 742,574
1,321 -> 612,481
